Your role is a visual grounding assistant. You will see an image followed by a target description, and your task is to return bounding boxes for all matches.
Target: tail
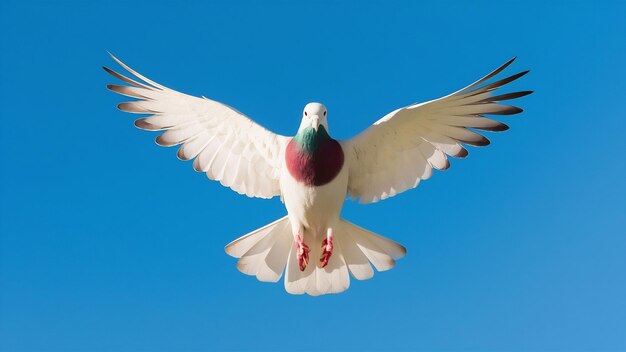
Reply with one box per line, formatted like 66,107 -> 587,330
225,217 -> 406,296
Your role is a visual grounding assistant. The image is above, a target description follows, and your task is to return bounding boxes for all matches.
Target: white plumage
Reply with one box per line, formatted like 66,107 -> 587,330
105,54 -> 531,296
343,58 -> 529,203
105,56 -> 287,199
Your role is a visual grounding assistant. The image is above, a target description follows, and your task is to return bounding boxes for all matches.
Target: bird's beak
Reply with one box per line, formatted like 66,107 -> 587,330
311,115 -> 320,131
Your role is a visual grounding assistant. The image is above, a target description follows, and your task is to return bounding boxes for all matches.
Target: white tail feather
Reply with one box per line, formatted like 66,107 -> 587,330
225,216 -> 289,258
225,217 -> 406,296
225,216 -> 292,283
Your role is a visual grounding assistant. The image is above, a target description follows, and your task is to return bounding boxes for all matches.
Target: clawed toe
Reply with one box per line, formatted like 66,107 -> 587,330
296,238 -> 310,271
320,237 -> 334,268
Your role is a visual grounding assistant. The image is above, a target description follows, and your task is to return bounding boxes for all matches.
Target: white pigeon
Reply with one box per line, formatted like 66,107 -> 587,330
105,55 -> 531,296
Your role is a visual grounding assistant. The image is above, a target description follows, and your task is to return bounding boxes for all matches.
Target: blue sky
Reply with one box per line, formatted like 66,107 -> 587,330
1,0 -> 625,351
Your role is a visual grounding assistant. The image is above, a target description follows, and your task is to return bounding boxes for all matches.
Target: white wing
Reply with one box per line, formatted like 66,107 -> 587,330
343,58 -> 531,204
104,55 -> 289,199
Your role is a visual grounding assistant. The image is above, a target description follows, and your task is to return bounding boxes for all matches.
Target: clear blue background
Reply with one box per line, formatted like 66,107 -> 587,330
1,1 -> 625,351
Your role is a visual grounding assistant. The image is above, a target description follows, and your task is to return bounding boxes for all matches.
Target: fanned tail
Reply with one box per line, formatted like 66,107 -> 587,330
225,216 -> 293,282
225,217 -> 406,296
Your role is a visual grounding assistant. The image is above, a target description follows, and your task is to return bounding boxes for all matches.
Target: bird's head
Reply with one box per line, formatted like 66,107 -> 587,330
298,102 -> 328,134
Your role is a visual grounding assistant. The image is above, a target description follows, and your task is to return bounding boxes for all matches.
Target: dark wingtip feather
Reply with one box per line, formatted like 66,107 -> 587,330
103,64 -> 151,89
477,136 -> 491,146
486,70 -> 530,90
107,84 -> 128,95
463,57 -> 520,91
155,135 -> 180,147
441,159 -> 451,170
505,107 -> 523,115
176,147 -> 189,161
491,106 -> 523,115
472,122 -> 510,132
177,147 -> 197,161
134,118 -> 161,131
504,56 -> 517,66
117,102 -> 142,113
483,123 -> 510,132
102,66 -> 119,78
504,90 -> 533,100
463,136 -> 490,147
482,90 -> 533,103
155,135 -> 171,147
108,84 -> 151,99
454,147 -> 469,158
192,159 -> 204,172
103,65 -> 115,75
102,66 -> 121,78
490,57 -> 517,77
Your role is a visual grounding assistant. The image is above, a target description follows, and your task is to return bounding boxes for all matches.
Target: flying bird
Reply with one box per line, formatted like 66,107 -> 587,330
104,55 -> 531,296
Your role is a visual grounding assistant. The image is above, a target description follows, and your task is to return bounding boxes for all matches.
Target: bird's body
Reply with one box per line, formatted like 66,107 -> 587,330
281,122 -> 348,271
105,55 -> 531,295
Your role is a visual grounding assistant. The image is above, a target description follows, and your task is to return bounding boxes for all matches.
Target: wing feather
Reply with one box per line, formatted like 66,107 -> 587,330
343,58 -> 531,203
105,54 -> 288,199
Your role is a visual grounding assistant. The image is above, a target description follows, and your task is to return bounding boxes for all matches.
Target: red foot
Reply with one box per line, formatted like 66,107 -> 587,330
320,235 -> 334,268
296,235 -> 310,271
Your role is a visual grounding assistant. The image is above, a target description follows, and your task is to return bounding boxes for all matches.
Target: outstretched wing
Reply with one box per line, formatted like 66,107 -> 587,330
342,58 -> 532,204
104,54 -> 289,199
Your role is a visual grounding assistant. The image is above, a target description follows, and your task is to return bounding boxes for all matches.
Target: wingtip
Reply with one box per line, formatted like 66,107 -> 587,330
176,146 -> 195,161
479,123 -> 510,132
455,147 -> 469,158
134,118 -> 162,131
497,56 -> 517,72
396,244 -> 408,257
494,123 -> 510,132
469,136 -> 491,147
117,102 -> 147,113
192,158 -> 203,172
224,245 -> 239,258
155,135 -> 169,147
107,52 -> 132,72
505,56 -> 517,66
107,51 -> 121,63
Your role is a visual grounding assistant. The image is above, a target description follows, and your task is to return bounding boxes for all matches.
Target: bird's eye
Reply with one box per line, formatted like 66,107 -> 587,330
323,111 -> 327,116
305,111 -> 308,116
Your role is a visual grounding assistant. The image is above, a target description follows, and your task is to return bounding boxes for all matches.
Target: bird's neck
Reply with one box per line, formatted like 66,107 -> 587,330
293,126 -> 330,154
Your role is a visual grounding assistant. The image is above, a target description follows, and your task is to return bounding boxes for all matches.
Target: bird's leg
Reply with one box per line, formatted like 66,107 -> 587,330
294,226 -> 309,271
320,228 -> 334,268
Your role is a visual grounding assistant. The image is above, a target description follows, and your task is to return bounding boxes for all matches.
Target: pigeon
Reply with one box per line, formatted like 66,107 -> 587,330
104,54 -> 531,296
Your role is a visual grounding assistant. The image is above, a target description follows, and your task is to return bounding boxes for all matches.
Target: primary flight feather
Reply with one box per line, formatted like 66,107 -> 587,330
105,55 -> 531,295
